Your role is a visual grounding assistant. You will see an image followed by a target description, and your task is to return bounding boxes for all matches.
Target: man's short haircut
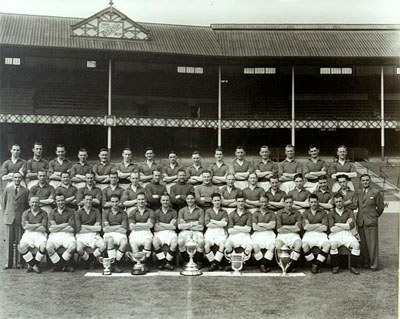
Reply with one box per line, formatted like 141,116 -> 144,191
55,193 -> 65,199
202,170 -> 212,176
160,192 -> 170,199
333,193 -> 344,200
283,195 -> 293,201
123,147 -> 131,152
110,170 -> 118,176
145,146 -> 154,153
56,144 -> 65,149
309,194 -> 319,201
84,193 -> 93,199
192,151 -> 200,156
136,192 -> 146,198
236,145 -> 245,151
110,193 -> 120,200
309,144 -> 319,150
168,150 -> 177,156
152,169 -> 161,175
235,193 -> 245,200
37,169 -> 46,175
33,142 -> 42,147
285,144 -> 294,149
177,168 -> 186,174
260,145 -> 269,150
336,174 -> 350,181
294,173 -> 303,180
211,193 -> 221,199
215,147 -> 223,153
360,173 -> 371,180
99,148 -> 108,153
61,171 -> 70,177
79,148 -> 87,153
337,145 -> 347,151
186,191 -> 195,198
318,175 -> 328,181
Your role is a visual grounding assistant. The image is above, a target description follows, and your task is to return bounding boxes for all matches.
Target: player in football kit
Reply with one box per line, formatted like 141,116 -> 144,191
169,169 -> 195,212
102,171 -> 124,213
153,193 -> 178,270
75,193 -> 106,270
55,172 -> 78,209
204,193 -> 228,271
287,173 -> 310,213
162,151 -> 182,193
48,144 -> 71,189
209,147 -> 229,189
18,196 -> 48,274
254,145 -> 278,192
242,173 -> 264,213
1,144 -> 26,189
177,192 -> 205,267
139,147 -> 161,188
70,148 -> 92,189
313,175 -> 333,211
76,172 -> 102,209
46,193 -> 77,272
302,194 -> 330,274
195,170 -> 220,209
186,151 -> 205,186
26,142 -> 48,189
275,195 -> 302,271
220,174 -> 242,215
232,145 -> 252,190
103,194 -> 128,273
334,175 -> 357,210
329,193 -> 360,275
29,170 -> 55,215
92,148 -> 115,191
330,145 -> 357,192
145,169 -> 168,211
122,171 -> 145,215
278,144 -> 302,194
252,195 -> 276,272
115,148 -> 138,189
265,176 -> 286,212
303,145 -> 328,193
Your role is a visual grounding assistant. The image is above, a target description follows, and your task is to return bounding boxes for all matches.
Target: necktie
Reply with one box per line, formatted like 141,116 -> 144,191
14,187 -> 18,196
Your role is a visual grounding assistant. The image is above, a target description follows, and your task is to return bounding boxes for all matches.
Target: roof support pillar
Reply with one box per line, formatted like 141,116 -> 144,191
380,66 -> 385,160
107,59 -> 112,155
218,66 -> 222,147
291,66 -> 295,146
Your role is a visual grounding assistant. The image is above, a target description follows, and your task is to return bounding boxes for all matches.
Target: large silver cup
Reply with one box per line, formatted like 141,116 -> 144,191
276,246 -> 292,276
225,251 -> 250,275
126,251 -> 147,275
99,257 -> 115,275
180,231 -> 202,276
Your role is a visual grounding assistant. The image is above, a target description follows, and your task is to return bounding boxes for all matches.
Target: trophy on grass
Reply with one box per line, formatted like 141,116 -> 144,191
224,250 -> 250,276
126,251 -> 147,275
276,246 -> 292,276
99,257 -> 115,275
180,231 -> 202,276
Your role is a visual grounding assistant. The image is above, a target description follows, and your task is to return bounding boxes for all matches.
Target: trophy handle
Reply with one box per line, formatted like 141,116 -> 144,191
125,252 -> 133,262
99,257 -> 104,264
110,258 -> 115,264
224,249 -> 232,262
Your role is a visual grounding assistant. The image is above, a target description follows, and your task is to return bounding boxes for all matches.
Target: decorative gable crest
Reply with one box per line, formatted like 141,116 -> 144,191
72,1 -> 149,40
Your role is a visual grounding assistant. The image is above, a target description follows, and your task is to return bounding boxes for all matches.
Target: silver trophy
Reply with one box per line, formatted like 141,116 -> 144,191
225,251 -> 250,275
276,246 -> 292,276
126,251 -> 147,275
99,257 -> 115,275
180,231 -> 202,276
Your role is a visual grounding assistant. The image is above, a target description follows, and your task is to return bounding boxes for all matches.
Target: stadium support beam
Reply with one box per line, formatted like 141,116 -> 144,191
291,66 -> 295,146
381,66 -> 385,160
218,66 -> 222,147
107,59 -> 112,154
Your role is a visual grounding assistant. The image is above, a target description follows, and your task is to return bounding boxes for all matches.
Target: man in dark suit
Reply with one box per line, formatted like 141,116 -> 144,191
355,174 -> 384,271
1,172 -> 29,269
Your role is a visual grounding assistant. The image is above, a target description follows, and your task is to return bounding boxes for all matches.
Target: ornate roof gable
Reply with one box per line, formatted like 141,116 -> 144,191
71,1 -> 149,40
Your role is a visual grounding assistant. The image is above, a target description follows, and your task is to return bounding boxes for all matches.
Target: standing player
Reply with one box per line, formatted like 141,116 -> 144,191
278,144 -> 302,193
75,193 -> 106,269
29,170 -> 55,215
302,194 -> 330,274
170,169 -> 195,212
355,174 -> 384,271
102,171 -> 124,213
204,193 -> 228,271
46,193 -> 76,272
145,169 -> 167,211
76,172 -> 102,209
26,142 -> 48,189
254,145 -> 278,192
92,148 -> 115,190
232,145 -> 252,190
177,192 -> 205,267
287,173 -> 310,213
330,145 -> 357,192
186,151 -> 205,186
303,145 -> 328,193
329,193 -> 360,275
265,176 -> 285,212
335,175 -> 357,210
122,171 -> 145,215
1,144 -> 26,189
242,173 -> 264,213
209,147 -> 229,189
48,144 -> 71,189
252,195 -> 276,272
275,195 -> 302,271
195,170 -> 220,209
220,174 -> 242,214
115,148 -> 137,189
18,196 -> 48,274
1,172 -> 29,269
70,148 -> 92,189
153,193 -> 178,270
139,147 -> 161,188
313,175 -> 333,211
162,151 -> 182,193
103,194 -> 128,273
55,172 -> 78,209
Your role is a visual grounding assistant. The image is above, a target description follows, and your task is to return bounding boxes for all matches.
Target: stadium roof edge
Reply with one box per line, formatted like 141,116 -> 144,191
211,24 -> 400,30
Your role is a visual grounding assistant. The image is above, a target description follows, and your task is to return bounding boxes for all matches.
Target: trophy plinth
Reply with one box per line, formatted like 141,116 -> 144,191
99,257 -> 115,275
126,251 -> 147,275
276,246 -> 292,276
180,231 -> 202,276
225,251 -> 250,275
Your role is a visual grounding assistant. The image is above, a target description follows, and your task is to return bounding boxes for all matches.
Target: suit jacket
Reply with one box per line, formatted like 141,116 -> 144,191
355,188 -> 384,227
1,185 -> 29,225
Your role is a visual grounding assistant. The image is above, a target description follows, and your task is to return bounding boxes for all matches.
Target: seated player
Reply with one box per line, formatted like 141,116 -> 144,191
186,151 -> 205,186
287,173 -> 310,213
329,193 -> 360,275
162,151 -> 182,193
153,193 -> 178,270
92,148 -> 115,190
252,195 -> 276,272
204,193 -> 228,271
75,193 -> 106,269
303,145 -> 328,193
313,175 -> 333,211
232,145 -> 252,190
242,173 -> 264,213
145,169 -> 167,211
302,194 -> 330,274
29,170 -> 55,215
254,145 -> 278,192
18,196 -> 48,274
122,171 -> 145,215
195,170 -> 220,209
209,148 -> 229,189
76,172 -> 102,209
278,144 -> 302,193
330,145 -> 357,192
220,174 -> 242,214
103,194 -> 128,273
55,172 -> 78,209
26,142 -> 48,189
115,148 -> 138,189
48,144 -> 71,189
225,194 -> 253,269
102,171 -> 124,213
177,192 -> 205,267
265,176 -> 285,212
170,169 -> 195,212
128,192 -> 154,271
1,144 -> 26,189
139,147 -> 161,188
70,149 -> 92,189
275,195 -> 302,271
47,193 -> 77,272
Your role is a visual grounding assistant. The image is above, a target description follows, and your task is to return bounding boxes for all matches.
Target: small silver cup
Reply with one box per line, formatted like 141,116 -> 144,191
99,257 -> 115,275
